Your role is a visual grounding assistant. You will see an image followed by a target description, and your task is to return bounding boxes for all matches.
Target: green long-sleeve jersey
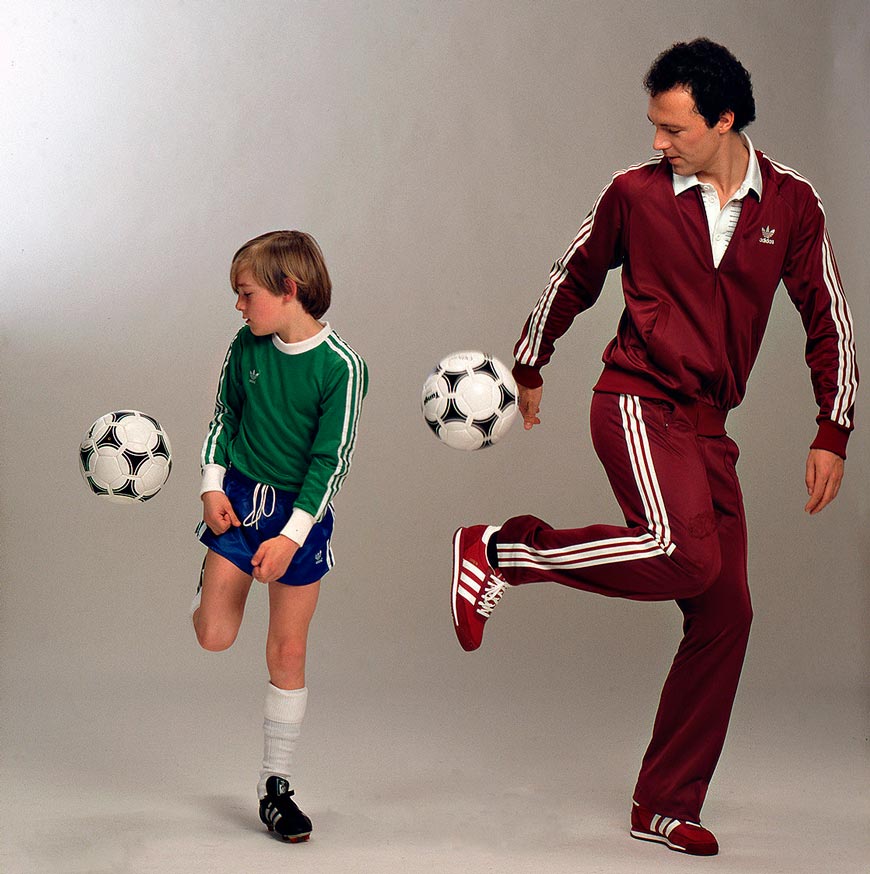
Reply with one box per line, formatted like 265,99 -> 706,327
201,323 -> 367,523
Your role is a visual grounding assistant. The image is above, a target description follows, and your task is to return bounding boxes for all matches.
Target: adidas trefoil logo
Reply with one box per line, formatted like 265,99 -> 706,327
759,226 -> 776,245
249,369 -> 260,384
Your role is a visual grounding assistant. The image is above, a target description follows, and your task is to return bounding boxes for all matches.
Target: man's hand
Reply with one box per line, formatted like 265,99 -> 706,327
518,384 -> 543,430
804,448 -> 844,515
202,490 -> 242,534
251,535 -> 299,584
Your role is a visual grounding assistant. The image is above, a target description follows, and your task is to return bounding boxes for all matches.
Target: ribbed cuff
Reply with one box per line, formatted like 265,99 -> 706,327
512,362 -> 543,389
810,420 -> 850,459
280,508 -> 315,547
200,464 -> 226,495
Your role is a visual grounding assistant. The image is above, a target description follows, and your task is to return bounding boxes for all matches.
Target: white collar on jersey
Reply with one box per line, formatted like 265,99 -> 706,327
271,321 -> 332,355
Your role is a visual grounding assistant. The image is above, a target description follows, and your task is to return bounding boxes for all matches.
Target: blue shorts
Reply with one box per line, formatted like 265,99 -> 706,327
197,467 -> 334,586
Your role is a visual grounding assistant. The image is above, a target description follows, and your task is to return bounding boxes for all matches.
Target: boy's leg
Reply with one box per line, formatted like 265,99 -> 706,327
257,580 -> 320,842
633,434 -> 752,823
192,549 -> 253,651
265,580 -> 320,690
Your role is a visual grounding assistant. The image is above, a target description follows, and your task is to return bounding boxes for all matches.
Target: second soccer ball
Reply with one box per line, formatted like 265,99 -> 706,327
421,351 -> 518,451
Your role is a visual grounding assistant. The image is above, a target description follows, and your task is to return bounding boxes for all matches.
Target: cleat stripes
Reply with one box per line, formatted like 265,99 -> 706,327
258,776 -> 312,842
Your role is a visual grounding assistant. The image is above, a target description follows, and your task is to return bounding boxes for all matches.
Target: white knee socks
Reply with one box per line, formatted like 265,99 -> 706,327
258,684 -> 308,799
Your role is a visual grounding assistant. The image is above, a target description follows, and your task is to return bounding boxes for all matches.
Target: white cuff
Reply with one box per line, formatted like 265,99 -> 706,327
200,464 -> 226,495
280,508 -> 315,547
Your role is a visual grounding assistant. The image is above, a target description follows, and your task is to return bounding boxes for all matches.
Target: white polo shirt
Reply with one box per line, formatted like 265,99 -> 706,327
672,133 -> 764,267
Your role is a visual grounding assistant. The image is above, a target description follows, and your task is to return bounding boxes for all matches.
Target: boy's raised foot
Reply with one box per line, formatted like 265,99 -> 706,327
259,776 -> 312,843
630,801 -> 718,856
451,525 -> 508,652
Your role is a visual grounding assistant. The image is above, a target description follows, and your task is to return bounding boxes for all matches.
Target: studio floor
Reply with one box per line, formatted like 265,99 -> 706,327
2,676 -> 866,874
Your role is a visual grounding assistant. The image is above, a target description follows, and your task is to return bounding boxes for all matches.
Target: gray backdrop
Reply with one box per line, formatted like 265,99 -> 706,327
2,2 -> 867,873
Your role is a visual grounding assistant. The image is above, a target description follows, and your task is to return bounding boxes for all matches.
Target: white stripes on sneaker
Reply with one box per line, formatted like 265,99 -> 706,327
456,559 -> 484,606
650,814 -> 683,838
456,557 -> 507,619
498,394 -> 676,573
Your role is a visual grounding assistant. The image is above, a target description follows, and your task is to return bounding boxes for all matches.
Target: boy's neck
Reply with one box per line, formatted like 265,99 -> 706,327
275,313 -> 325,345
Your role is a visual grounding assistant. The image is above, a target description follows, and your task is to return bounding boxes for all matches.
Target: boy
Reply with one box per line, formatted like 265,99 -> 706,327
192,230 -> 367,842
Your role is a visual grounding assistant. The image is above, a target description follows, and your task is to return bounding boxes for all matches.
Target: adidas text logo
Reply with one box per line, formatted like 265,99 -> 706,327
759,226 -> 775,245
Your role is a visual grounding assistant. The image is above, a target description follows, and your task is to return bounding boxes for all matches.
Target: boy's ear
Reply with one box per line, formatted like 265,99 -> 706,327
282,277 -> 298,299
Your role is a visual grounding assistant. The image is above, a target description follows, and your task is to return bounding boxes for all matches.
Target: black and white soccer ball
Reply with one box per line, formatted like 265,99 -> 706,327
79,410 -> 172,503
421,351 -> 519,451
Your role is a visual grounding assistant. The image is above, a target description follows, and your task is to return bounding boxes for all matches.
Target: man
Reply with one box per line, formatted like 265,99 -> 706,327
451,38 -> 856,856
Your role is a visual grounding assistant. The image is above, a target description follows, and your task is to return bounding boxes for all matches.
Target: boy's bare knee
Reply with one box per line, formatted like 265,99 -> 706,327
195,622 -> 239,652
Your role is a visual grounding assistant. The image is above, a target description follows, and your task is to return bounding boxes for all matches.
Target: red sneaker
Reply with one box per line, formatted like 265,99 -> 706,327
630,801 -> 719,856
451,526 -> 508,652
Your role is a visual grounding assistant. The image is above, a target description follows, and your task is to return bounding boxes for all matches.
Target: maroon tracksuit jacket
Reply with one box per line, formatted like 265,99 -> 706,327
512,152 -> 856,455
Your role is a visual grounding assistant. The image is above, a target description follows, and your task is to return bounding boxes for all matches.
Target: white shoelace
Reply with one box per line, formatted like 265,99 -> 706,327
476,575 -> 508,618
243,482 -> 276,529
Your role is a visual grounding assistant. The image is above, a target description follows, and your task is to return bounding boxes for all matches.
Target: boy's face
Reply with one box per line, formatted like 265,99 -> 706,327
234,268 -> 288,336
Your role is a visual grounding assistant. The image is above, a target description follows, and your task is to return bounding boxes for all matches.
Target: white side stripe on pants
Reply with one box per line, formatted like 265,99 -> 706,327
618,394 -> 673,552
498,395 -> 676,571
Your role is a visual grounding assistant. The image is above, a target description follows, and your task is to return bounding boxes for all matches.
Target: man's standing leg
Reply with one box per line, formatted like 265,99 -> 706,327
632,434 -> 752,829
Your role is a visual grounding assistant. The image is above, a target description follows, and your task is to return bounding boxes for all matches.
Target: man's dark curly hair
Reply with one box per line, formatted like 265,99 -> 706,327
644,38 -> 756,130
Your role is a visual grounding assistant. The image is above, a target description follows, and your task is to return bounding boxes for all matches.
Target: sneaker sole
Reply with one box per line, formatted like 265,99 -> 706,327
450,527 -> 464,631
266,823 -> 311,843
630,829 -> 717,856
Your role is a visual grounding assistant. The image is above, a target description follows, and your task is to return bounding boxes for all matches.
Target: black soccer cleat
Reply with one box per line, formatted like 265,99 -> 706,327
259,776 -> 312,843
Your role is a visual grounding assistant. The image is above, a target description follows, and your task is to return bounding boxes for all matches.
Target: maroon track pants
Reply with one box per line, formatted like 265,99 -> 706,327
495,392 -> 752,821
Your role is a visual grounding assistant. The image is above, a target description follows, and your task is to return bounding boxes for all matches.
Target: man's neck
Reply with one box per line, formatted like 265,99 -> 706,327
696,133 -> 751,207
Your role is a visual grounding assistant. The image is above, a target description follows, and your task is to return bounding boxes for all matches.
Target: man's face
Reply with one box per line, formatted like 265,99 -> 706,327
647,87 -> 730,177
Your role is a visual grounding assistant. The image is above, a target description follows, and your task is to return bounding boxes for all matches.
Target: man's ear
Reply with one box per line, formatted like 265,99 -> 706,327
283,277 -> 298,299
717,109 -> 735,134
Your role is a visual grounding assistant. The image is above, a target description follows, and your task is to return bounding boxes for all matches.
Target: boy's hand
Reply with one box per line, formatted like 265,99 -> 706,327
251,535 -> 299,584
202,490 -> 242,534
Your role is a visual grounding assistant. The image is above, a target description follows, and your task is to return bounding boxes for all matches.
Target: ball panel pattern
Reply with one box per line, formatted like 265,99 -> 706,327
421,351 -> 518,451
79,410 -> 172,503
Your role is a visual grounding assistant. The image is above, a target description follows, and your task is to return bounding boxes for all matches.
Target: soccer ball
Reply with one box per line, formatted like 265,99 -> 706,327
79,410 -> 172,503
421,351 -> 519,450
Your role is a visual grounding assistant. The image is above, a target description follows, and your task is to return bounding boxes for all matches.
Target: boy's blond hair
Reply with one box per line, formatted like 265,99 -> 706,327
231,230 -> 332,319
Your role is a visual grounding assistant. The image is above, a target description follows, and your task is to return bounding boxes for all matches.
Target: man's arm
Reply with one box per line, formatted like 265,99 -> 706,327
512,171 -> 628,399
781,194 -> 857,442
781,183 -> 857,510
